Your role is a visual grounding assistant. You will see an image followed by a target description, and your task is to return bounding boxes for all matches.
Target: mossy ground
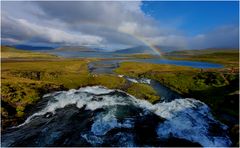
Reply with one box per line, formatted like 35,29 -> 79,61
1,48 -> 160,128
164,49 -> 239,67
115,60 -> 239,146
127,83 -> 160,103
115,61 -> 239,117
1,47 -> 239,146
1,46 -> 58,59
1,60 -> 160,127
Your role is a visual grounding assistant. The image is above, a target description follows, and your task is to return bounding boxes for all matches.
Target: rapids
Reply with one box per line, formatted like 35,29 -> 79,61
1,86 -> 231,147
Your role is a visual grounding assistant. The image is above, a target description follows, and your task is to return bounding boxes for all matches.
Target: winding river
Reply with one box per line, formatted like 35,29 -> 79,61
88,59 -> 182,101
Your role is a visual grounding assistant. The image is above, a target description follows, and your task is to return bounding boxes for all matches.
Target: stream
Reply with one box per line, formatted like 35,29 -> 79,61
1,59 -> 231,147
88,59 -> 182,101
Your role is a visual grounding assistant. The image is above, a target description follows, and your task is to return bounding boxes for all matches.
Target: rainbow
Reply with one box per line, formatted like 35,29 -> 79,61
131,34 -> 162,56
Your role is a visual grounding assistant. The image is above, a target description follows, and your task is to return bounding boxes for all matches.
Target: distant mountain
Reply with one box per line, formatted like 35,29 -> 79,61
112,45 -> 182,54
14,45 -> 56,50
154,45 -> 183,53
113,46 -> 156,54
165,48 -> 239,56
55,46 -> 97,52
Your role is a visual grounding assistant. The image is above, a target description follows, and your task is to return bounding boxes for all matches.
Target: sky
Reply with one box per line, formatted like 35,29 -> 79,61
1,1 -> 239,50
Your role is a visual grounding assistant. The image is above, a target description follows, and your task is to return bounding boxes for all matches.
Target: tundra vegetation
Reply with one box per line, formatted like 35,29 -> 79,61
1,46 -> 239,146
114,50 -> 239,146
1,46 -> 159,129
164,49 -> 239,67
115,62 -> 239,119
1,46 -> 58,59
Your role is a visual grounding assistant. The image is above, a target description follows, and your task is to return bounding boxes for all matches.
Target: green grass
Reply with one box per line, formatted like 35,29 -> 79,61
2,81 -> 64,117
1,46 -> 58,59
114,61 -> 197,78
2,46 -> 239,145
2,60 -> 162,127
165,49 -> 239,67
2,60 -> 89,119
1,48 -> 164,128
127,83 -> 160,103
115,62 -> 199,94
115,61 -> 239,126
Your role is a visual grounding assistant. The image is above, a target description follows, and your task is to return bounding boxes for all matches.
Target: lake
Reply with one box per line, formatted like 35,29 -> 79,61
46,50 -> 223,69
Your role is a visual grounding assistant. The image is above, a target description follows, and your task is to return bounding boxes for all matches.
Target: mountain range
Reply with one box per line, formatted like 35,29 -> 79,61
9,44 -> 190,54
55,46 -> 98,52
13,45 -> 56,50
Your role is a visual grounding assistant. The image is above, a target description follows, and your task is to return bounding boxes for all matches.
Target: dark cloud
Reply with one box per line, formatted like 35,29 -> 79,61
1,1 -> 239,49
35,1 -> 146,26
1,14 -> 103,46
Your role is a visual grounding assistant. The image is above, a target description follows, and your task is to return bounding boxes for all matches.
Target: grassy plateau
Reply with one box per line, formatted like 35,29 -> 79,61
1,46 -> 239,146
164,49 -> 239,67
1,46 -> 160,129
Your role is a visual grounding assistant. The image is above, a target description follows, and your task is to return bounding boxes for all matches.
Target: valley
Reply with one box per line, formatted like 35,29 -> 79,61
1,46 -> 239,146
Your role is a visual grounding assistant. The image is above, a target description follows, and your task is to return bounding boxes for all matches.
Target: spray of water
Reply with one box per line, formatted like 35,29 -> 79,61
7,86 -> 231,147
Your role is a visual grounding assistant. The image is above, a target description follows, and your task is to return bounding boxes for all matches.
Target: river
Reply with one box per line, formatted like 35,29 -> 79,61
1,86 -> 231,147
50,50 -> 223,69
1,57 -> 231,147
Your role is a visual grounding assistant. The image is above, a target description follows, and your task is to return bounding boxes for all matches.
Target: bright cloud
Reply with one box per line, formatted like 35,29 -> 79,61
1,1 -> 239,49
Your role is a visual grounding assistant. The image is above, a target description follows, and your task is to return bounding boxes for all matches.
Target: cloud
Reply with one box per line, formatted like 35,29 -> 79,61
1,38 -> 21,45
35,1 -> 165,47
2,1 -> 152,48
190,25 -> 239,49
1,13 -> 103,46
36,1 -> 145,27
1,1 -> 239,49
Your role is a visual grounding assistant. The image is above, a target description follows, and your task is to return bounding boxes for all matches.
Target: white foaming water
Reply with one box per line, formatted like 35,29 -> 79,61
81,133 -> 104,146
125,76 -> 151,84
117,75 -> 151,84
139,78 -> 151,84
91,108 -> 134,136
17,86 -> 122,127
18,86 -> 231,147
126,78 -> 139,83
78,86 -> 114,94
153,99 -> 231,147
118,75 -> 124,78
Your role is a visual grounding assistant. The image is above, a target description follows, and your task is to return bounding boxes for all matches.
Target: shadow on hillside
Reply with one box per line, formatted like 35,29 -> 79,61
188,84 -> 239,147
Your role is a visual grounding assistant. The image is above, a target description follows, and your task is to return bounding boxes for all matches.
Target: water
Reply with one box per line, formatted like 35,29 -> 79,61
119,76 -> 181,102
3,51 -> 227,146
88,60 -> 120,74
47,51 -> 121,58
149,79 -> 181,102
89,60 -> 181,101
88,59 -> 223,72
135,58 -> 223,69
48,50 -> 223,69
1,86 -> 231,147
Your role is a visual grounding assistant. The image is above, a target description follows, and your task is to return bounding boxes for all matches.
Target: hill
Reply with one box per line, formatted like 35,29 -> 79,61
165,48 -> 239,56
165,48 -> 239,67
1,46 -> 58,59
55,46 -> 97,52
112,45 -> 182,54
14,45 -> 56,50
113,46 -> 156,54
